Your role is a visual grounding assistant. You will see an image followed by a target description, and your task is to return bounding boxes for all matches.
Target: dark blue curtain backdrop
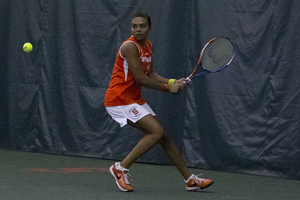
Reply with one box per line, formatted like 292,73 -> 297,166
0,0 -> 299,180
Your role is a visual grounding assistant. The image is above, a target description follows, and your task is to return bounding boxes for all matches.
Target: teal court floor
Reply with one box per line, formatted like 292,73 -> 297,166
0,149 -> 299,200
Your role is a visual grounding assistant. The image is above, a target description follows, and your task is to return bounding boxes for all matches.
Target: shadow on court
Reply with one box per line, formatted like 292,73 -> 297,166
0,149 -> 299,200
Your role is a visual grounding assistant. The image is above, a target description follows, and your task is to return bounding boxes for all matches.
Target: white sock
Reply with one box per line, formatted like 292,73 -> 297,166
115,162 -> 129,171
185,174 -> 194,183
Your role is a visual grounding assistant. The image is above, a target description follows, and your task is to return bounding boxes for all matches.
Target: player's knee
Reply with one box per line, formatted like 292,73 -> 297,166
151,126 -> 164,141
159,134 -> 172,148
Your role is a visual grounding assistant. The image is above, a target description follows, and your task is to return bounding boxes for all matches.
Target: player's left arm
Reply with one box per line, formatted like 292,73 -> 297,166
148,68 -> 168,84
148,64 -> 187,88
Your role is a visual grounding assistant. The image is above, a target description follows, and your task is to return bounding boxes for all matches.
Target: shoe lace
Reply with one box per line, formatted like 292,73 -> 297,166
193,174 -> 204,185
123,171 -> 131,185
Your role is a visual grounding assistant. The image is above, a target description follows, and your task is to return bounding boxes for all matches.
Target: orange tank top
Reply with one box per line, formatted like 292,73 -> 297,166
104,36 -> 152,107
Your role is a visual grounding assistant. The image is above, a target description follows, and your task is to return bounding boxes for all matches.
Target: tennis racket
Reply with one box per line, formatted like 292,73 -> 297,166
186,36 -> 235,82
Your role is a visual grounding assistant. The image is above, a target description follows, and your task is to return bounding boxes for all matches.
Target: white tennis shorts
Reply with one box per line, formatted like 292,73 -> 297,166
105,103 -> 156,127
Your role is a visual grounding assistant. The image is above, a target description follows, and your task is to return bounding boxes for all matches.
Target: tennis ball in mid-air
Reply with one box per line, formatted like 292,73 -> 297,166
23,43 -> 33,52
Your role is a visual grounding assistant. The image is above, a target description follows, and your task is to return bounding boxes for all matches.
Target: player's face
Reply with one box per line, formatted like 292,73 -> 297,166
131,17 -> 151,45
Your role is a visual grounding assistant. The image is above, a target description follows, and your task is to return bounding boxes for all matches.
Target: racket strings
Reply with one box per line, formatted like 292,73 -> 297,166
201,38 -> 234,72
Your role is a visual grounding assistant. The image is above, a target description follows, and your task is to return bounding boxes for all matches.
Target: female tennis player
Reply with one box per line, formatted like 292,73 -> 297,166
104,12 -> 214,192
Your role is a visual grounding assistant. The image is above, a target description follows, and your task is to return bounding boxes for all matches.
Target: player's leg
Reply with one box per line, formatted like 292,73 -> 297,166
158,134 -> 214,190
158,134 -> 191,180
108,105 -> 214,191
121,111 -> 191,180
120,114 -> 164,169
109,114 -> 164,191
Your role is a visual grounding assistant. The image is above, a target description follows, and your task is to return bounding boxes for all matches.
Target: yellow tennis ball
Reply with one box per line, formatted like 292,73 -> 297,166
23,43 -> 33,52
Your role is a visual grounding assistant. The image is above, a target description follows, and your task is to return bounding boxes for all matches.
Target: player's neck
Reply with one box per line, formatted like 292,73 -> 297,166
135,38 -> 147,47
138,41 -> 146,47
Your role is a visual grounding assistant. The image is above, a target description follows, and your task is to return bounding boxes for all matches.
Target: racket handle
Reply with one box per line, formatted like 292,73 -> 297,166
186,77 -> 191,83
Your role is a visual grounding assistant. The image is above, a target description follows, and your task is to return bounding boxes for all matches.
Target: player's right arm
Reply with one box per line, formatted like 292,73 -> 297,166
121,42 -> 178,92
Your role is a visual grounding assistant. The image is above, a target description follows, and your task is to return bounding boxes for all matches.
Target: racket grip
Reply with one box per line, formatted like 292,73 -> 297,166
186,77 -> 191,83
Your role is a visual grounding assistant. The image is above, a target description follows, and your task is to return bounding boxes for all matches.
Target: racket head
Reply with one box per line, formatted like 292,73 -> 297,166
189,36 -> 235,79
200,36 -> 235,72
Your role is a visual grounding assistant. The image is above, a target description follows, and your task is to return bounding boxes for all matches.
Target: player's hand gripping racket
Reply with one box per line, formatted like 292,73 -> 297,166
186,36 -> 235,83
